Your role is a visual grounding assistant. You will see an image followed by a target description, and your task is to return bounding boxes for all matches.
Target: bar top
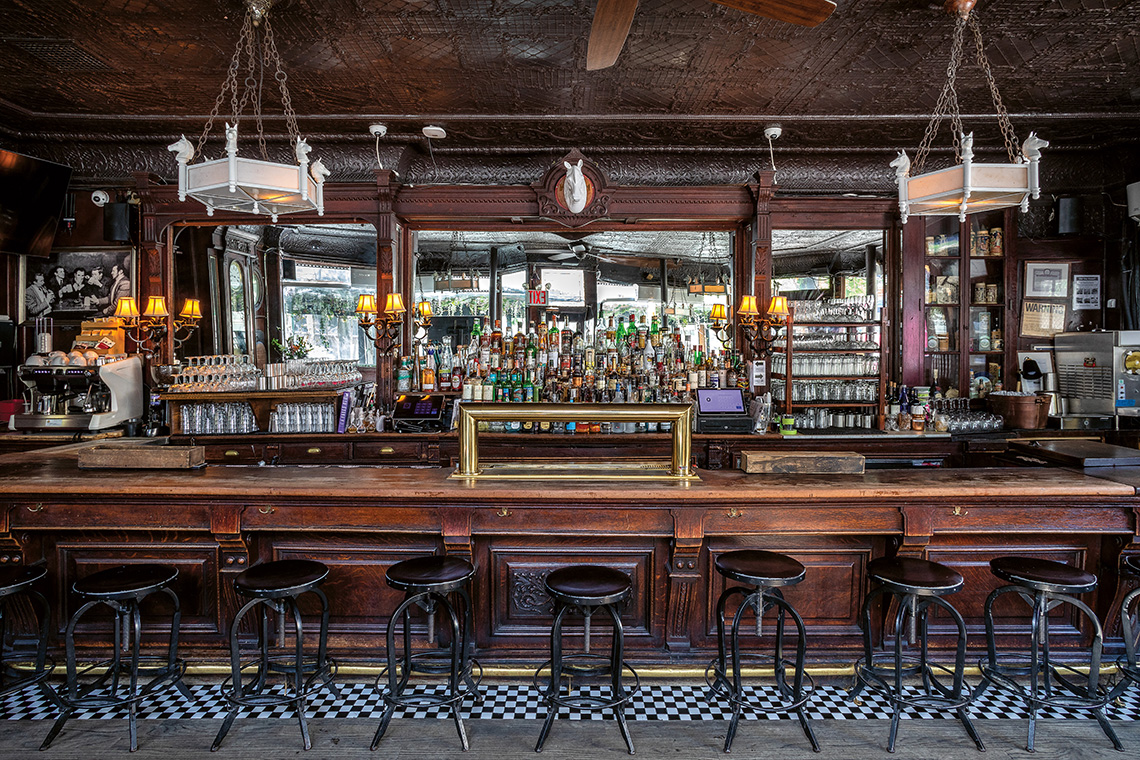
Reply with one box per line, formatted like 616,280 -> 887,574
0,442 -> 1132,504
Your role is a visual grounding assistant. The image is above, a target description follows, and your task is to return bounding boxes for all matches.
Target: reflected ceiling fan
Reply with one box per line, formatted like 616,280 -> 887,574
586,0 -> 837,70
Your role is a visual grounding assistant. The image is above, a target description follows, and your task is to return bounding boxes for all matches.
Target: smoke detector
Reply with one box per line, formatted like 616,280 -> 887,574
422,125 -> 447,139
368,123 -> 387,137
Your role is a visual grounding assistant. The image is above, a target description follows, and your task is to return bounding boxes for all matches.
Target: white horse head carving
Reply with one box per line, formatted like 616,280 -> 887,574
889,150 -> 910,183
224,123 -> 239,155
310,158 -> 331,184
960,131 -> 974,161
1022,132 -> 1049,162
295,137 -> 312,164
562,159 -> 587,214
167,135 -> 194,164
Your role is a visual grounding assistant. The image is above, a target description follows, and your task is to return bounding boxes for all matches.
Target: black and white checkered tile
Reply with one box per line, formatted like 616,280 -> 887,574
3,680 -> 1139,722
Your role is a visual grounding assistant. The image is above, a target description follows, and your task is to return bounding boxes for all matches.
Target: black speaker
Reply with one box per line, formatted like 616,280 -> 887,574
103,202 -> 131,242
1056,197 -> 1080,236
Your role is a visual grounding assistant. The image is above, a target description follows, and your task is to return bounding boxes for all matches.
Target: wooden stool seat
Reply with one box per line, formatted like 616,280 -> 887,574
0,564 -> 46,596
868,556 -> 964,595
233,558 -> 328,598
73,563 -> 177,599
990,556 -> 1096,594
545,565 -> 631,606
385,555 -> 474,593
716,549 -> 806,587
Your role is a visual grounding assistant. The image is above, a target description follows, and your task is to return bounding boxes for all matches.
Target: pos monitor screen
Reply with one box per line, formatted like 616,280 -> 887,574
696,388 -> 746,415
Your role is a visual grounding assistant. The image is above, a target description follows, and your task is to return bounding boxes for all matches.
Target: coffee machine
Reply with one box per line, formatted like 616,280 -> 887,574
10,355 -> 143,431
1053,331 -> 1140,429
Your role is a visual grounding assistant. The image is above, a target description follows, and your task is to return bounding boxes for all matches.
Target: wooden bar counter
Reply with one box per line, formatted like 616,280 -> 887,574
1,442 -> 1138,666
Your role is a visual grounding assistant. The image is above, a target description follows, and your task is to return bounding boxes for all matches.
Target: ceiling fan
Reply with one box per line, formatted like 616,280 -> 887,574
586,0 -> 837,70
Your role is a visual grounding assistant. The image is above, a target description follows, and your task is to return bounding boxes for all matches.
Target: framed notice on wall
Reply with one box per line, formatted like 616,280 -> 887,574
1020,300 -> 1067,338
1024,262 -> 1070,298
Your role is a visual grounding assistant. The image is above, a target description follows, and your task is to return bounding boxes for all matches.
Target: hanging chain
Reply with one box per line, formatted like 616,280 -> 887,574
193,5 -> 304,163
969,13 -> 1021,163
914,15 -> 967,175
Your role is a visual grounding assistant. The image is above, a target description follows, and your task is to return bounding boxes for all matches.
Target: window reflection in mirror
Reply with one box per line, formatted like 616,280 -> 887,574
771,229 -> 886,312
228,260 -> 248,354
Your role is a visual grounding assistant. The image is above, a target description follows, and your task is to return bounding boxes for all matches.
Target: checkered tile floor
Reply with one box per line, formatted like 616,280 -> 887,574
3,679 -> 1139,722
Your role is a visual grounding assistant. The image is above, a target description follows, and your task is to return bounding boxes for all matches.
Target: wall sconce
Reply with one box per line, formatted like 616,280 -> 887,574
114,295 -> 169,358
413,299 -> 433,345
708,302 -> 732,345
738,294 -> 791,357
173,299 -> 203,348
356,292 -> 405,357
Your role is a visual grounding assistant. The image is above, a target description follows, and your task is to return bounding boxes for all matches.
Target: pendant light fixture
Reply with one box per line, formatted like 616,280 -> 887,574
893,0 -> 1047,224
167,0 -> 328,222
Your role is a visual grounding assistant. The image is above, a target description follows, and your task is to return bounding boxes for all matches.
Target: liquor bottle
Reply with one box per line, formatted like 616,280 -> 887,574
650,313 -> 661,347
396,356 -> 412,393
490,319 -> 503,352
637,315 -> 649,349
560,319 -> 573,355
420,348 -> 436,392
437,338 -> 454,392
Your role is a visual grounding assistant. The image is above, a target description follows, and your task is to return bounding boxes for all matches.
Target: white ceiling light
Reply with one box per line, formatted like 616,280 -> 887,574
422,125 -> 447,139
893,0 -> 1045,224
167,0 -> 328,223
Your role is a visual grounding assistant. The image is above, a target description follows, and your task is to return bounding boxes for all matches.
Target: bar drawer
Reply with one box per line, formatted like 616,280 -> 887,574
353,441 -> 427,462
203,444 -> 266,464
277,442 -> 352,463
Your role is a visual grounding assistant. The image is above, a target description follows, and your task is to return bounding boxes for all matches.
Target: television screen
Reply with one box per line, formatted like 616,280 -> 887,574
0,149 -> 72,258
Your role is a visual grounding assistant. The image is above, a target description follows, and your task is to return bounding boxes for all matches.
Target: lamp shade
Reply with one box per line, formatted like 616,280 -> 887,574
113,297 -> 140,320
709,303 -> 727,322
356,293 -> 378,314
384,293 -> 406,315
143,296 -> 169,318
416,300 -> 433,319
179,299 -> 203,320
767,296 -> 790,319
737,295 -> 760,317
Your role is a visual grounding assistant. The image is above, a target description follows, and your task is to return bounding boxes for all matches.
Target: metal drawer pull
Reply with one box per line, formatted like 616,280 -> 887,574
258,506 -> 275,515
225,450 -> 240,457
726,507 -> 744,518
953,506 -> 968,516
307,447 -> 322,454
27,503 -> 44,513
496,507 -> 511,517
380,446 -> 395,454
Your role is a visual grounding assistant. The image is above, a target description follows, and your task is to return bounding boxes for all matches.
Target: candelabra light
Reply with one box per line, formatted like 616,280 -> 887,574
114,296 -> 202,359
737,295 -> 790,357
709,303 -> 732,346
413,300 -> 433,346
356,292 -> 406,357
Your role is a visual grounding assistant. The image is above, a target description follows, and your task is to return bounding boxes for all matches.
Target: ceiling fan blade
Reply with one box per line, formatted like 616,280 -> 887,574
586,0 -> 640,71
710,0 -> 836,28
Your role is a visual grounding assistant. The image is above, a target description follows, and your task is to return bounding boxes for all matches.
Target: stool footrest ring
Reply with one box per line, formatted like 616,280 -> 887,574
532,654 -> 640,712
704,652 -> 815,714
374,652 -> 482,709
219,656 -> 338,710
978,655 -> 1116,712
854,654 -> 974,712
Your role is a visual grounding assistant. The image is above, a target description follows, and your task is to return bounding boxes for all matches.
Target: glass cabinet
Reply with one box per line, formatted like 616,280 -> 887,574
905,208 -> 1015,398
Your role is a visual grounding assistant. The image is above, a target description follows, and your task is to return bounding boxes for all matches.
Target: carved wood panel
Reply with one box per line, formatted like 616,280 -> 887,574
483,537 -> 661,648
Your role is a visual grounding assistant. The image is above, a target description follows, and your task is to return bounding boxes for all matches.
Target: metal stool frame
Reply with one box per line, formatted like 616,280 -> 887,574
372,584 -> 482,751
0,566 -> 57,709
705,584 -> 819,753
533,595 -> 640,755
1116,564 -> 1140,698
41,578 -> 190,752
212,584 -> 339,751
852,580 -> 984,753
976,582 -> 1122,752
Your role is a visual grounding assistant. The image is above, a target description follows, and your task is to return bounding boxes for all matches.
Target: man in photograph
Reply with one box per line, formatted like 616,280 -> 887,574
48,264 -> 68,305
58,267 -> 87,310
82,265 -> 108,311
25,271 -> 53,317
100,259 -> 131,316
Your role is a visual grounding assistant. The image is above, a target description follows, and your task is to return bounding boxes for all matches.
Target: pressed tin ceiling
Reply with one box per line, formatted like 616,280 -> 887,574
0,0 -> 1138,186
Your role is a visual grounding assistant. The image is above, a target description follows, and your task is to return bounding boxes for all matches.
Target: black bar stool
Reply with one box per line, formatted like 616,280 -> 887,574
1116,554 -> 1140,698
533,565 -> 639,755
705,549 -> 818,753
212,558 -> 338,752
0,565 -> 57,708
372,555 -> 481,752
852,556 -> 983,753
41,563 -> 190,752
975,556 -> 1122,752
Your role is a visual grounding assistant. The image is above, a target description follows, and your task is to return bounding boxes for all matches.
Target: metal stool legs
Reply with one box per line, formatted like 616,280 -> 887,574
706,585 -> 818,753
372,586 -> 481,752
976,584 -> 1122,752
0,581 -> 57,708
534,599 -> 639,755
852,584 -> 983,753
1117,582 -> 1140,697
42,585 -> 189,752
212,586 -> 338,751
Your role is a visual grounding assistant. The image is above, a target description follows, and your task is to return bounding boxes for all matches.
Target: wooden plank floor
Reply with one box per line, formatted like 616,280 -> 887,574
4,717 -> 1137,759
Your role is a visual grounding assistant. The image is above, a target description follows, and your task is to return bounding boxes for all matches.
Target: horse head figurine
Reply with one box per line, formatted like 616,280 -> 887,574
224,123 -> 239,155
562,159 -> 587,214
1022,132 -> 1049,162
295,137 -> 312,165
310,158 -> 331,184
889,150 -> 910,184
167,135 -> 194,164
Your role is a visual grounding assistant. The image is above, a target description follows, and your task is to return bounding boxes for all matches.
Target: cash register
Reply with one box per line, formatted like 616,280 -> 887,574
695,387 -> 754,434
391,394 -> 449,432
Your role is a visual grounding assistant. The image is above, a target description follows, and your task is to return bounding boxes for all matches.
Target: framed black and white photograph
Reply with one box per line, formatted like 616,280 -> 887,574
1024,262 -> 1070,298
19,247 -> 135,323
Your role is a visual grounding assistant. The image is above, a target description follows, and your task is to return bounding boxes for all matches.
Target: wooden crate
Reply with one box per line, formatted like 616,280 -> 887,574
739,450 -> 865,475
78,443 -> 206,470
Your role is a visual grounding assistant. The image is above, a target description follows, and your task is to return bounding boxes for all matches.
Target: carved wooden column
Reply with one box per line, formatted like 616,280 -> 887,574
0,504 -> 27,564
133,171 -> 174,363
1104,507 -> 1140,640
439,506 -> 474,562
212,503 -> 250,636
743,171 -> 775,356
375,169 -> 400,407
897,504 -> 934,559
666,509 -> 705,651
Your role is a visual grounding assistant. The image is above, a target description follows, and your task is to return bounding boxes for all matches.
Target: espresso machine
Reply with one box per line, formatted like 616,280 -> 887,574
10,355 -> 143,431
1053,331 -> 1140,429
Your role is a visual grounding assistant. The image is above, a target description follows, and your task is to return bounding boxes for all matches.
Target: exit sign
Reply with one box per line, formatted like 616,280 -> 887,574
527,289 -> 548,306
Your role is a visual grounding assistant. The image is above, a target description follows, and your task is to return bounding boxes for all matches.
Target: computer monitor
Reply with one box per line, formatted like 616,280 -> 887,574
696,388 -> 746,415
